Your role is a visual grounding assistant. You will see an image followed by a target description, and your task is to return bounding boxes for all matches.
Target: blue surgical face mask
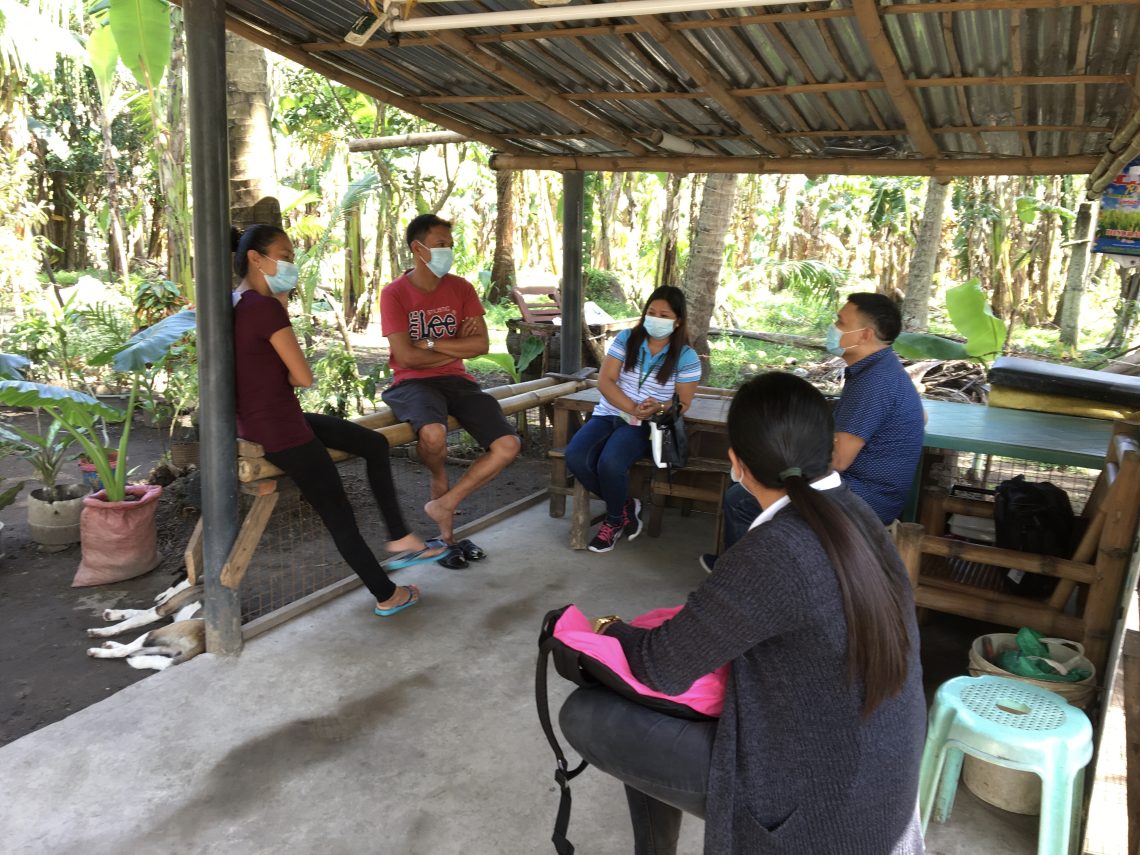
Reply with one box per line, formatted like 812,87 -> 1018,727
825,324 -> 865,356
417,243 -> 454,278
263,257 -> 299,294
643,315 -> 676,340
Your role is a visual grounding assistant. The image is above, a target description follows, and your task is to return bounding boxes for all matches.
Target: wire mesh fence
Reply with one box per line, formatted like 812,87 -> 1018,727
239,411 -> 553,624
925,449 -> 1100,514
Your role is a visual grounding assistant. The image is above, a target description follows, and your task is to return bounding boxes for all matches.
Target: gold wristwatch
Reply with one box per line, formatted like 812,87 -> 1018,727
592,615 -> 622,635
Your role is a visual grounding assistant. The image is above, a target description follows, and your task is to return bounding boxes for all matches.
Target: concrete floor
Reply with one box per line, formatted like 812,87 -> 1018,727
0,502 -> 1038,854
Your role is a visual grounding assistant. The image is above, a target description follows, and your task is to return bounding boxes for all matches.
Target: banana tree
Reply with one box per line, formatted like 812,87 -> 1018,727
0,310 -> 196,502
893,279 -> 1006,366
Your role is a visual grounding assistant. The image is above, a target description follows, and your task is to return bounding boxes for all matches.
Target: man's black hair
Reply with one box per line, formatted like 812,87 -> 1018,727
406,213 -> 452,248
846,292 -> 902,343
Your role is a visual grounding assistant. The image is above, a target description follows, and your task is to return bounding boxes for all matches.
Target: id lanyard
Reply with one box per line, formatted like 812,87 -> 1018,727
636,346 -> 667,394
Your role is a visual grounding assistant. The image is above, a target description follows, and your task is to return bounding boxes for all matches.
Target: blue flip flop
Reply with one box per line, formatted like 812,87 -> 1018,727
374,584 -> 420,617
382,546 -> 447,571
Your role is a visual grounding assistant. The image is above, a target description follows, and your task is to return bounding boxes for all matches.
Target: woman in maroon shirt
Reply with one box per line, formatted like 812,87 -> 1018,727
232,225 -> 440,616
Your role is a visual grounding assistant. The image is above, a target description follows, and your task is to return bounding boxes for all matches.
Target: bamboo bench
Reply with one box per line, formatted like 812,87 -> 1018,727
184,376 -> 588,595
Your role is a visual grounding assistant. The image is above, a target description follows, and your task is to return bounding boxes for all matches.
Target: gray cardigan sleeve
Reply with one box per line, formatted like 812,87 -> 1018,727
608,516 -> 819,696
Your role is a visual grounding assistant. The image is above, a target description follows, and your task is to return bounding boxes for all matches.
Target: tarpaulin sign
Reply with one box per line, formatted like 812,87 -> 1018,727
1093,155 -> 1140,258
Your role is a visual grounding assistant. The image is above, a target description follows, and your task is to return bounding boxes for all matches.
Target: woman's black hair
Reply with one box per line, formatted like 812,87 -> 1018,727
231,224 -> 288,277
623,285 -> 690,383
727,372 -> 911,717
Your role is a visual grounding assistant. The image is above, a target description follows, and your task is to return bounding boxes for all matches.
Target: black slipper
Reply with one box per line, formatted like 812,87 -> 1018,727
455,539 -> 487,561
436,545 -> 469,570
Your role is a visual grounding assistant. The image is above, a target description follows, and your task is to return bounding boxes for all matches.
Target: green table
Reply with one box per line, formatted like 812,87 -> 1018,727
922,400 -> 1113,469
906,400 -> 1114,521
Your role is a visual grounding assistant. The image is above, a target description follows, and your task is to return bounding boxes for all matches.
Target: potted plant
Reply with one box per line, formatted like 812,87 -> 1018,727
0,447 -> 26,556
0,417 -> 88,549
0,310 -> 196,585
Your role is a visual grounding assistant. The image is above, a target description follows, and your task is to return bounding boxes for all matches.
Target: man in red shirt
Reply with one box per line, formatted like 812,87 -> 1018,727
381,214 -> 520,547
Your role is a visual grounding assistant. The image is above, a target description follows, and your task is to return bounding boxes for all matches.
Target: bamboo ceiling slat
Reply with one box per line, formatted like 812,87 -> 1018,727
1071,5 -> 1095,155
1011,10 -> 1032,158
411,73 -> 1130,105
851,0 -> 941,158
489,153 -> 1100,176
938,4 -> 986,153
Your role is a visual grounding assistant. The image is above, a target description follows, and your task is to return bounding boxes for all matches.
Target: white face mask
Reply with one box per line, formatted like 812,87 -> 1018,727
730,465 -> 742,484
417,242 -> 453,278
643,315 -> 676,340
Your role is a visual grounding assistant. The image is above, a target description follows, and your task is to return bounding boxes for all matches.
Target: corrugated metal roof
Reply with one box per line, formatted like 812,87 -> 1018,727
223,0 -> 1140,174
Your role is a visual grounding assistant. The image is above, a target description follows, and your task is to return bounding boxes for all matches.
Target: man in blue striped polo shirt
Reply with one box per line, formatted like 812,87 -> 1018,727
702,293 -> 925,572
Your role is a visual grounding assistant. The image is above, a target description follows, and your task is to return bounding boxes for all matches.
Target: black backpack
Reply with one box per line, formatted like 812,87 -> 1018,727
993,475 -> 1076,598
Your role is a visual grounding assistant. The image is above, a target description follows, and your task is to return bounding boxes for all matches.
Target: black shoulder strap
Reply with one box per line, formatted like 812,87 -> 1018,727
536,634 -> 589,855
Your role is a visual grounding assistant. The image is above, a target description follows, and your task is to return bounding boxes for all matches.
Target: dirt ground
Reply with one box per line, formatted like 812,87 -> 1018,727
0,408 -> 551,747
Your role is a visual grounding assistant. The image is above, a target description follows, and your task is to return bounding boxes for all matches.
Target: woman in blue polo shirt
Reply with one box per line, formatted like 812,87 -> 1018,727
566,285 -> 701,553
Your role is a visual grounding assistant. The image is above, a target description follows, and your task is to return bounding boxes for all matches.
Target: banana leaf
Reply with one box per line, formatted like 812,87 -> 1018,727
0,353 -> 29,380
946,279 -> 1005,362
88,309 -> 196,370
892,332 -> 969,361
0,381 -> 126,423
108,0 -> 170,90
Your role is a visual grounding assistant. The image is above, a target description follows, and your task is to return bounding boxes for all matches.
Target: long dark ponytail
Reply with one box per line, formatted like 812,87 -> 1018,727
624,285 -> 690,383
727,372 -> 911,717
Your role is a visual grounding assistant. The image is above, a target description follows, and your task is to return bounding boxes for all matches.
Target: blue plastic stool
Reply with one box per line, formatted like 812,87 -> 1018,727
919,675 -> 1093,855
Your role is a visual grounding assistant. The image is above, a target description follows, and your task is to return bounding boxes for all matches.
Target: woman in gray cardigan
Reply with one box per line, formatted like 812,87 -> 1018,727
560,372 -> 926,854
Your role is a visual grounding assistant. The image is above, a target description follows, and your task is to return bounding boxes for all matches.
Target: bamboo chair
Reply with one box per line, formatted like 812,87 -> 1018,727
895,417 -> 1140,677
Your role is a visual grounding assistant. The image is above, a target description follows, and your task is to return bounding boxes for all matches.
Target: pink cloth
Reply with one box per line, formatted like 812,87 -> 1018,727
553,605 -> 729,717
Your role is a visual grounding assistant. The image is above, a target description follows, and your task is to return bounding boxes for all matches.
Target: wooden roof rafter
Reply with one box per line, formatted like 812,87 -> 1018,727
219,14 -> 529,155
410,73 -> 1132,105
632,13 -> 791,156
419,16 -> 652,156
851,0 -> 941,158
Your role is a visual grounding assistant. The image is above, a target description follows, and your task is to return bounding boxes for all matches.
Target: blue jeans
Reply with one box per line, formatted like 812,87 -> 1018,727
722,481 -> 760,553
565,415 -> 650,524
560,687 -> 713,855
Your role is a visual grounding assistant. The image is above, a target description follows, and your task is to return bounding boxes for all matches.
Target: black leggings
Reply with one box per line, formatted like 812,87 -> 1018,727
264,413 -> 411,602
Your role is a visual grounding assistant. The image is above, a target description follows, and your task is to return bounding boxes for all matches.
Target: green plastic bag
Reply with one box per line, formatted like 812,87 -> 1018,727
995,627 -> 1091,683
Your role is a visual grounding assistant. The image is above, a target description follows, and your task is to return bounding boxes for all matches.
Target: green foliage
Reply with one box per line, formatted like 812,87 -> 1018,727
0,417 -> 78,488
755,258 -> 848,309
133,277 -> 185,325
0,380 -> 128,500
469,337 -> 544,383
892,332 -> 969,361
585,267 -> 625,304
301,345 -> 362,418
947,278 -> 1005,361
892,279 -> 1006,365
0,445 -> 25,512
0,353 -> 28,380
106,0 -> 170,91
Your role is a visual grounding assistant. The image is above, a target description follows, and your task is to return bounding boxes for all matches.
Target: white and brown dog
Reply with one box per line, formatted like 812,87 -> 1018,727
86,578 -> 205,671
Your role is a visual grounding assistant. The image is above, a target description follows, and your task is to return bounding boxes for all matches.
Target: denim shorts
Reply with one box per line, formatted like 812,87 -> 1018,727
381,375 -> 517,450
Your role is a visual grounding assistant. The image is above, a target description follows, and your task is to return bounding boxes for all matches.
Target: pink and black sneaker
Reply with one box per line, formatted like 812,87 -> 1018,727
588,520 -> 623,553
622,497 -> 643,541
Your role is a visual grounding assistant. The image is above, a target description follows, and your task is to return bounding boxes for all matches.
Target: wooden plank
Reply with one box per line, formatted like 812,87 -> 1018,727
920,536 -> 1098,583
184,518 -> 203,585
914,584 -> 1084,638
220,492 -> 279,590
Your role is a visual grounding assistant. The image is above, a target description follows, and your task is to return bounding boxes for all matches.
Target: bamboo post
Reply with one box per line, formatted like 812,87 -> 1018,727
894,522 -> 925,590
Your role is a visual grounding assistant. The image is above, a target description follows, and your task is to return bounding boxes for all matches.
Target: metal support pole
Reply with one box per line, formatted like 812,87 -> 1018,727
560,171 -> 585,374
185,0 -> 241,654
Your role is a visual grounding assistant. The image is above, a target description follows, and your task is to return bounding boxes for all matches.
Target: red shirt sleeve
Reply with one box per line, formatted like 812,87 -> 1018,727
381,281 -> 409,337
459,278 -> 484,320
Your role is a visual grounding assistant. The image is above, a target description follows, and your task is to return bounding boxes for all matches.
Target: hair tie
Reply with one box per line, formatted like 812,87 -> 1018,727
777,467 -> 802,483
